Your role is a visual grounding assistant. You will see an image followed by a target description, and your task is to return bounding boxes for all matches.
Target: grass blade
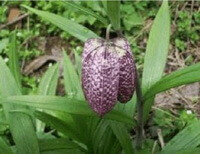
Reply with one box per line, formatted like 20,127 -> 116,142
35,111 -> 86,143
64,1 -> 108,25
63,51 -> 89,147
8,31 -> 21,90
0,57 -> 39,154
38,64 -> 59,96
39,138 -> 85,153
2,95 -> 135,125
37,63 -> 59,132
144,63 -> 200,100
92,120 -> 110,152
22,5 -> 99,42
110,121 -> 133,154
141,1 -> 170,120
160,148 -> 200,154
107,0 -> 121,30
63,51 -> 84,100
162,120 -> 200,151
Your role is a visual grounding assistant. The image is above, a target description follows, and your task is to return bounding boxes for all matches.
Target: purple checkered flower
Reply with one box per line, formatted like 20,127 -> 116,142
82,38 -> 136,116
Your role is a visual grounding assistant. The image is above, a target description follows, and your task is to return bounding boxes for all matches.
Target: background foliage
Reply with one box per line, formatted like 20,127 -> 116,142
0,1 -> 199,154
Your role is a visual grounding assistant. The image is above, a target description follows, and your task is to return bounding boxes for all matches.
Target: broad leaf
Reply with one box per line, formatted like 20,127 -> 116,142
141,1 -> 170,120
22,5 -> 99,42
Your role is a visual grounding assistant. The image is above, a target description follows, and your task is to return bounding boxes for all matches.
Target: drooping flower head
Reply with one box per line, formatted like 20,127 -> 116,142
82,38 -> 136,116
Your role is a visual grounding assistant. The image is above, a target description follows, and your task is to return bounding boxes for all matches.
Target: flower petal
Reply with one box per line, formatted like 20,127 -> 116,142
112,38 -> 136,103
82,42 -> 120,116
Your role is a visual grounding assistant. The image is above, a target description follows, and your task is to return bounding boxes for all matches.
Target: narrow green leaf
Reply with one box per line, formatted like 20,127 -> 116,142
35,111 -> 86,143
63,51 -> 89,147
0,38 -> 8,54
142,1 -> 170,92
2,95 -> 135,125
110,121 -> 133,154
8,112 -> 39,154
92,120 -> 110,152
22,5 -> 99,42
64,1 -> 108,25
107,0 -> 121,30
0,137 -> 13,154
0,57 -> 39,154
8,31 -> 21,89
144,63 -> 200,100
160,148 -> 200,154
141,1 -> 170,120
102,128 -> 120,154
63,51 -> 84,100
38,64 -> 59,96
162,120 -> 200,151
37,64 -> 59,132
74,50 -> 82,77
0,57 -> 21,96
41,149 -> 83,154
39,138 -> 85,153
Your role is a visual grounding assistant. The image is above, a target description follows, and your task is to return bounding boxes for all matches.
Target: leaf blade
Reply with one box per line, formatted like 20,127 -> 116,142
144,63 -> 200,100
22,5 -> 99,42
0,137 -> 13,154
8,31 -> 21,90
162,120 -> 200,151
2,95 -> 135,125
107,0 -> 121,30
63,52 -> 84,100
0,57 -> 39,154
110,121 -> 133,154
64,1 -> 108,25
141,1 -> 170,120
142,1 -> 170,92
38,64 -> 59,96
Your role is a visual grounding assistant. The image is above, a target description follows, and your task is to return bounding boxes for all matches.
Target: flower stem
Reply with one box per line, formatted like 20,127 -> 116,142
106,24 -> 112,41
135,70 -> 144,149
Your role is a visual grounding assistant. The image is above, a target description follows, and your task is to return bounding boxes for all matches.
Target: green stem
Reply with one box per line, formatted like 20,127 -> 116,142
135,70 -> 144,149
106,24 -> 112,41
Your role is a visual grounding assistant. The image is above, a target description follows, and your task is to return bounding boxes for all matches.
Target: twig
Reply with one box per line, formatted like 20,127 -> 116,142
157,129 -> 165,149
0,13 -> 29,30
135,70 -> 144,149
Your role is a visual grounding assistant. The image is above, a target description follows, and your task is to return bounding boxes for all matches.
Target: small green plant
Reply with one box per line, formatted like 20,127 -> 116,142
0,1 -> 200,154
